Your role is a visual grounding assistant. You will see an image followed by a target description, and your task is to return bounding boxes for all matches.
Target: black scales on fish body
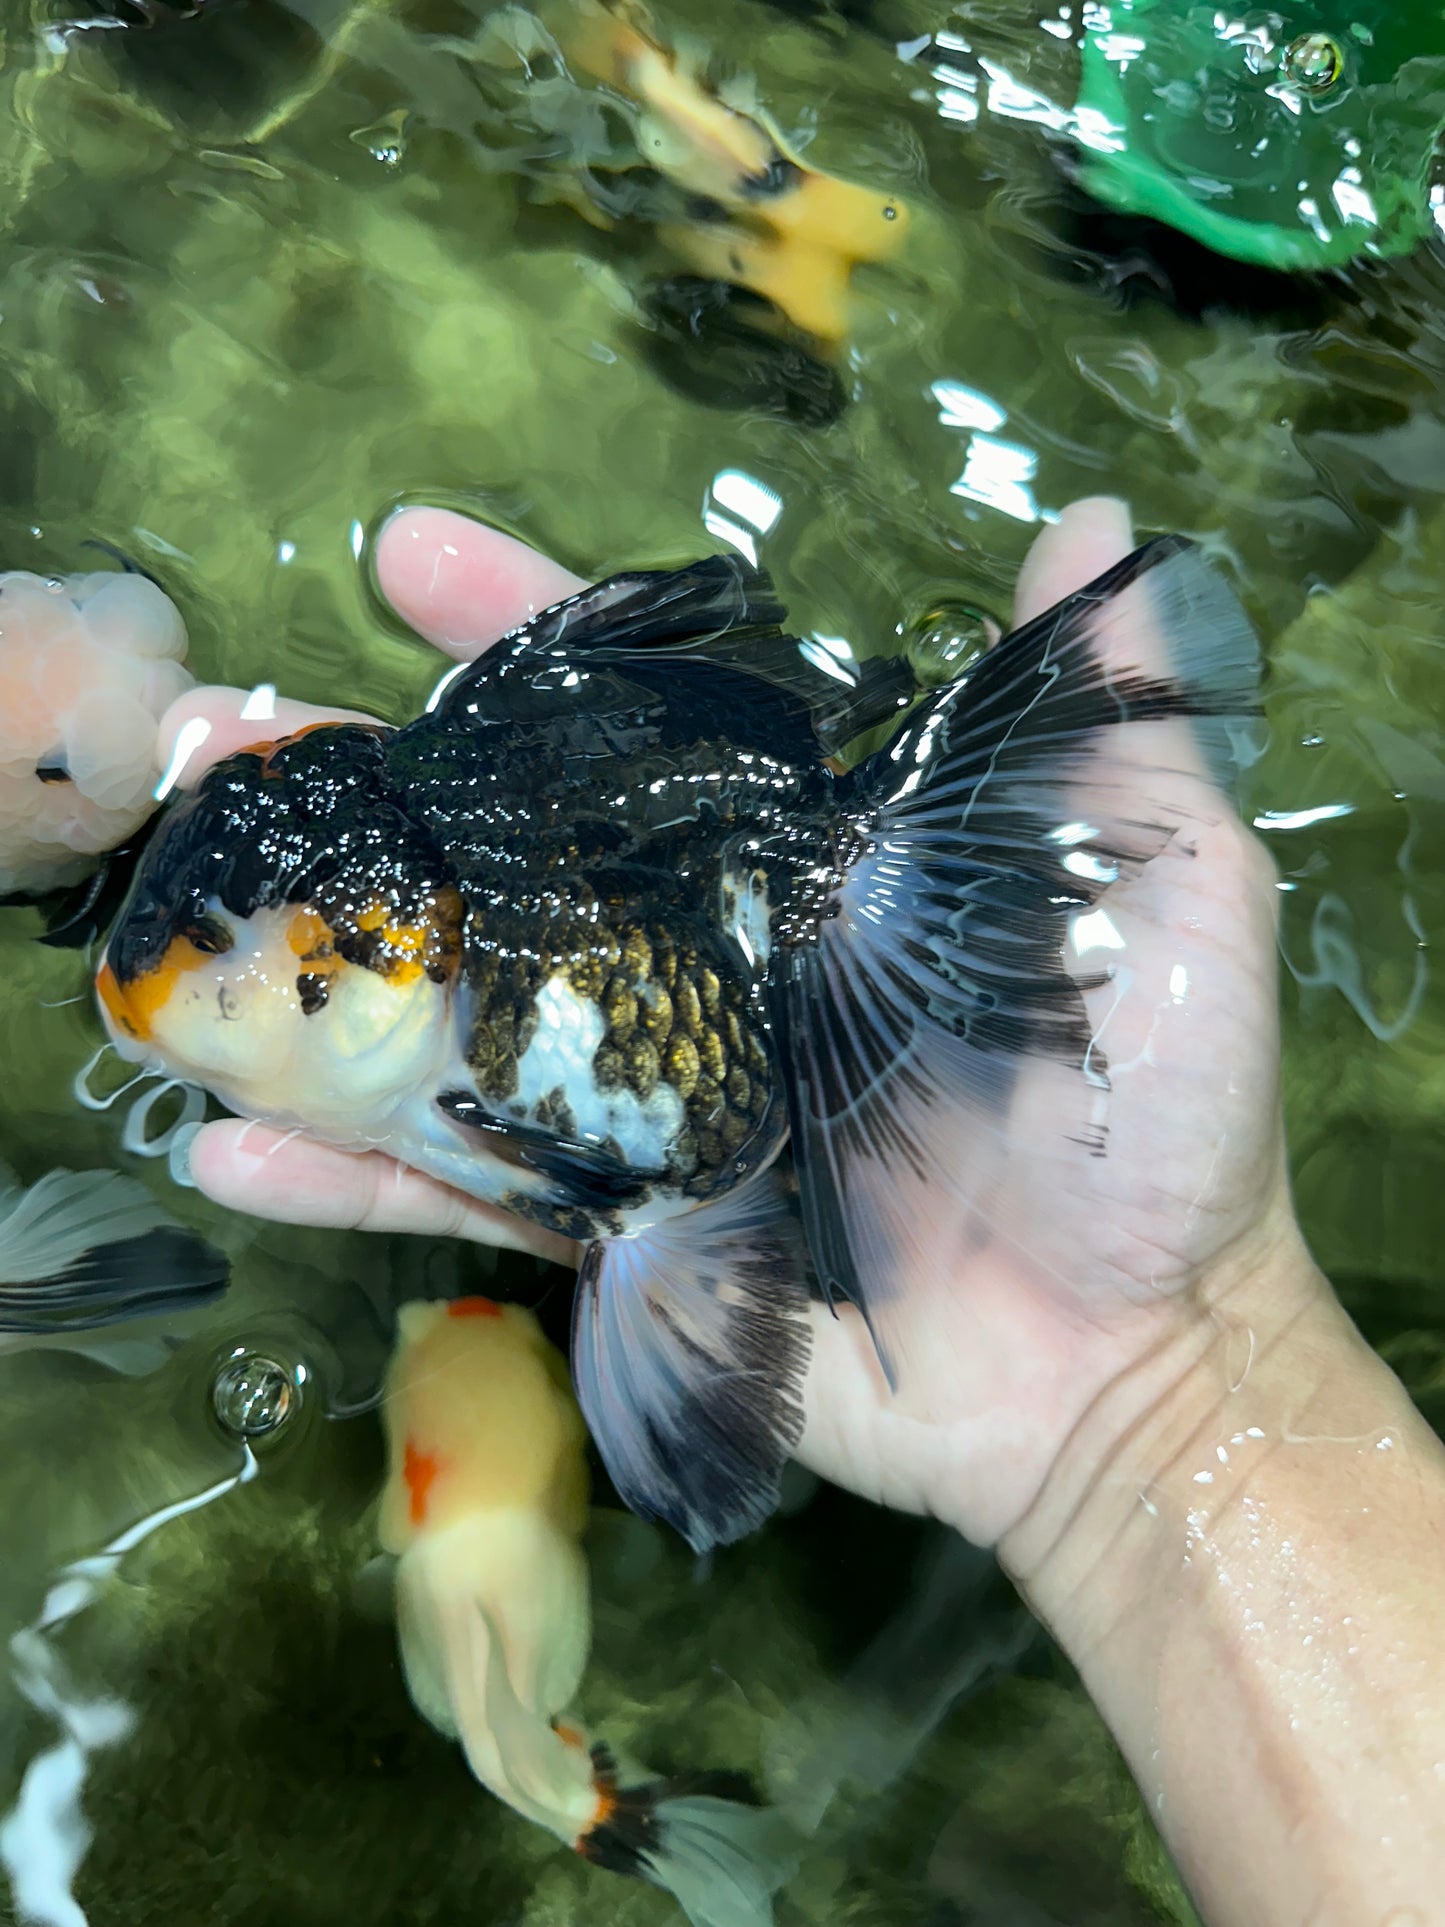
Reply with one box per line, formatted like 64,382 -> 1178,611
95,542 -> 1262,1552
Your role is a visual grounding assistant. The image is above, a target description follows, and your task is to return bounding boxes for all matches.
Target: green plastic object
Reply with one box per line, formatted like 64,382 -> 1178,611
1074,0 -> 1445,269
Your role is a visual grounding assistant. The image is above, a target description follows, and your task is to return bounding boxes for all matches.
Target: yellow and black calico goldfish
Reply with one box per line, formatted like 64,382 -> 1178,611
379,1294 -> 794,1926
94,539 -> 1259,1551
558,0 -> 908,347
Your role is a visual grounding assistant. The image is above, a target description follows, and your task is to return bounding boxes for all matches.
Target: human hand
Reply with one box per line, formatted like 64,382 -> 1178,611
153,498 -> 1313,1554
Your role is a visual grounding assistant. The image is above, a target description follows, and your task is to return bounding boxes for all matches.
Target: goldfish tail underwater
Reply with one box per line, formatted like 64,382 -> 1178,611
580,1760 -> 801,1927
571,536 -> 1261,1541
770,534 -> 1262,1383
572,1158 -> 813,1560
0,1161 -> 228,1337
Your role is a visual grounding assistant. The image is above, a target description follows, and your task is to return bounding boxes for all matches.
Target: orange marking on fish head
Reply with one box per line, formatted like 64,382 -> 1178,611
447,1296 -> 504,1320
96,934 -> 216,1045
402,1437 -> 445,1527
285,905 -> 334,959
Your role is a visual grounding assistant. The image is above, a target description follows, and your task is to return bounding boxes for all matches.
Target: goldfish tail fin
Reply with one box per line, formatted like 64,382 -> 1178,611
0,1167 -> 227,1333
570,1171 -> 811,1555
770,535 -> 1263,1382
580,1750 -> 799,1927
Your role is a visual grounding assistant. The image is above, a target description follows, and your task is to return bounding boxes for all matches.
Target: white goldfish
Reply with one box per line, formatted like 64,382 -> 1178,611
0,564 -> 191,897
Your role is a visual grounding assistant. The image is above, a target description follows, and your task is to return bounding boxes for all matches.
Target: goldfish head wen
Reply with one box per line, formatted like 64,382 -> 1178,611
1075,1 -> 1445,269
0,567 -> 192,896
96,722 -> 463,1140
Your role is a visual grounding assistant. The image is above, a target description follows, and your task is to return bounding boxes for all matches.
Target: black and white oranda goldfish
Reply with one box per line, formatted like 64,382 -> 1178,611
93,539 -> 1260,1552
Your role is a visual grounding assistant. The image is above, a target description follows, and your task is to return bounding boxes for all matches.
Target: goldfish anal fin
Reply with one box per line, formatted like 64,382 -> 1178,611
770,537 -> 1263,1383
570,1173 -> 810,1554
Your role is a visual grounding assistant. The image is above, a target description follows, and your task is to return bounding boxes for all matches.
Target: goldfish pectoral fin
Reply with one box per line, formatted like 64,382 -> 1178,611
570,1177 -> 810,1555
437,1092 -> 662,1210
581,1782 -> 800,1927
0,1168 -> 228,1334
770,537 -> 1263,1384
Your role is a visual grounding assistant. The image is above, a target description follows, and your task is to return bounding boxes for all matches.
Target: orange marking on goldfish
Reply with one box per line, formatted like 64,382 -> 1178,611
95,934 -> 216,1044
259,721 -> 346,773
583,1780 -> 620,1840
552,1720 -> 586,1752
403,1438 -> 445,1526
286,906 -> 335,959
447,1296 -> 504,1319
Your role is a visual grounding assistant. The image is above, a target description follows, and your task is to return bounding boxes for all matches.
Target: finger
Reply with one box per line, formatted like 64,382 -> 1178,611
792,1301 -> 947,1520
156,686 -> 383,792
375,507 -> 589,661
1012,496 -> 1134,627
186,1118 -> 579,1267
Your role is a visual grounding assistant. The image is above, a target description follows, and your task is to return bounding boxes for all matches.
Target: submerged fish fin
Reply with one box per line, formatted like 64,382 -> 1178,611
435,556 -> 916,757
570,1174 -> 810,1554
0,1167 -> 227,1332
436,1091 -> 664,1209
79,537 -> 167,591
580,1761 -> 799,1927
37,816 -> 166,950
0,1226 -> 228,1334
770,537 -> 1262,1376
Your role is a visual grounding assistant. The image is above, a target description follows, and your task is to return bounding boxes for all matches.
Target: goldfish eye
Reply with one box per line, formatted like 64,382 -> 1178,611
1282,32 -> 1345,92
185,915 -> 234,956
34,759 -> 71,785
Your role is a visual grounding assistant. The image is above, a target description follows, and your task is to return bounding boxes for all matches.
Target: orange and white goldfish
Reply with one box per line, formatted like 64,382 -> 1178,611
559,0 -> 908,346
378,1296 -> 796,1927
0,562 -> 192,897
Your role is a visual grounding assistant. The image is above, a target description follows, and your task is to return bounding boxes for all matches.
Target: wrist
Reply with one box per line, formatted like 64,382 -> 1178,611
998,1195 -> 1350,1661
999,1202 -> 1445,1923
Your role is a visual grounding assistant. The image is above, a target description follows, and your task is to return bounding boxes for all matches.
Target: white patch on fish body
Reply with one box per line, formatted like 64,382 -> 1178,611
512,974 -> 684,1168
720,864 -> 771,972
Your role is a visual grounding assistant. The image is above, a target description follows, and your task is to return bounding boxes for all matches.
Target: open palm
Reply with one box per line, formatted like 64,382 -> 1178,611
157,497 -> 1287,1547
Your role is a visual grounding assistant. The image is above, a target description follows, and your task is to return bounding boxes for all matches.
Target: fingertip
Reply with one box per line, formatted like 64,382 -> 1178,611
155,687 -> 381,790
1013,497 -> 1135,627
184,1117 -> 260,1206
375,506 -> 588,660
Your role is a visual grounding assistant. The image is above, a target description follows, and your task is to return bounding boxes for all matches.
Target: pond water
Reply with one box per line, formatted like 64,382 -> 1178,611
0,1 -> 1441,1922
